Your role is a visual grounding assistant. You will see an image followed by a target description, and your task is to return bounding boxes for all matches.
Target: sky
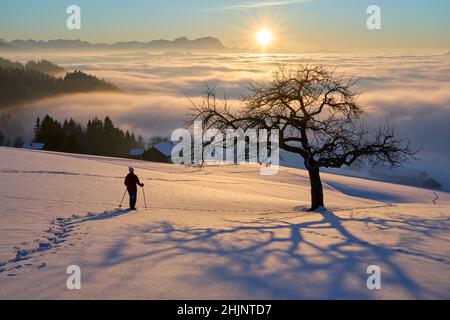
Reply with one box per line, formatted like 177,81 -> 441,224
1,0 -> 450,52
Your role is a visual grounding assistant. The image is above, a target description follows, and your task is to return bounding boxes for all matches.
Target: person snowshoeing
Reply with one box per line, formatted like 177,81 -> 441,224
124,167 -> 144,210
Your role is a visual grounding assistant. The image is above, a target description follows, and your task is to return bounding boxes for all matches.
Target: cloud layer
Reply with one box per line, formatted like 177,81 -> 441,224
4,51 -> 450,187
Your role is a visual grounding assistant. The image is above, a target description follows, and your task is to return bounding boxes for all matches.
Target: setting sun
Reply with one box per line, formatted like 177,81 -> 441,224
256,29 -> 273,48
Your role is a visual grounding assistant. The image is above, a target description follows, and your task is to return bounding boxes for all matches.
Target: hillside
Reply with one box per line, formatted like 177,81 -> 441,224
0,66 -> 119,108
0,57 -> 65,75
0,147 -> 449,299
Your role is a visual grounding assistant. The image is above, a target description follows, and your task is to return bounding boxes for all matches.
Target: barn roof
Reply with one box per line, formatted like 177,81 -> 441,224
129,148 -> 145,156
153,141 -> 175,157
22,143 -> 45,150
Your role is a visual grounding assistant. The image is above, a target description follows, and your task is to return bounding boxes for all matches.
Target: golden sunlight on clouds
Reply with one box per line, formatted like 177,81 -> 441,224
4,52 -> 450,186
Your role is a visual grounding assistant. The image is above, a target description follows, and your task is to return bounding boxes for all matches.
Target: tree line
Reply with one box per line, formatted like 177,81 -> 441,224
31,115 -> 144,157
0,59 -> 119,108
0,57 -> 66,75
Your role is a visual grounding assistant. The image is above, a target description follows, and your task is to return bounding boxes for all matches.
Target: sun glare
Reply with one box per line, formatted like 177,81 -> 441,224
256,29 -> 273,48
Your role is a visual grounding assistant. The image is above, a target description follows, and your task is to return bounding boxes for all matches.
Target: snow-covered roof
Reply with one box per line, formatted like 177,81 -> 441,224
22,143 -> 45,150
153,141 -> 175,157
129,148 -> 145,156
370,167 -> 428,179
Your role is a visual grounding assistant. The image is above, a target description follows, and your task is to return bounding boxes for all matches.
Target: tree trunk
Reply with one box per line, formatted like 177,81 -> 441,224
308,167 -> 324,211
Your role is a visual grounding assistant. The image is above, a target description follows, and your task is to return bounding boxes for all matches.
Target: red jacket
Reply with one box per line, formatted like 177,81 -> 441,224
124,173 -> 143,192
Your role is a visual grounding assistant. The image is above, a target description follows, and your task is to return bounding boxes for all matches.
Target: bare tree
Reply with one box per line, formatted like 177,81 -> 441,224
189,65 -> 415,211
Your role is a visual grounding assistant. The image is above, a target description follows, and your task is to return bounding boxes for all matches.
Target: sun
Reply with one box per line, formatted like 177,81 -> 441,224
256,29 -> 273,48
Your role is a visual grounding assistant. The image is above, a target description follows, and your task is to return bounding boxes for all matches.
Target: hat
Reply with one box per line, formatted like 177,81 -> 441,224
129,167 -> 134,172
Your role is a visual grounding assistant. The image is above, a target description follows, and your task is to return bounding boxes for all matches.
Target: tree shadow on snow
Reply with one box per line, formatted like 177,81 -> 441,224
98,207 -> 450,299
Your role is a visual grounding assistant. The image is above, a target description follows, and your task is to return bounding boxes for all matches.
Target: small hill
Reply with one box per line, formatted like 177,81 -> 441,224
25,60 -> 66,76
0,66 -> 119,108
0,57 -> 23,69
0,57 -> 65,76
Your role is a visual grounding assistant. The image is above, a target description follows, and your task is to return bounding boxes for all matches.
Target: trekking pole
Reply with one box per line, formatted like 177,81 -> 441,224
142,186 -> 148,209
118,189 -> 127,208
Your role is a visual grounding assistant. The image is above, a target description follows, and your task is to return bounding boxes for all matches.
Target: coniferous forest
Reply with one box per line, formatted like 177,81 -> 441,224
0,57 -> 119,108
32,115 -> 144,158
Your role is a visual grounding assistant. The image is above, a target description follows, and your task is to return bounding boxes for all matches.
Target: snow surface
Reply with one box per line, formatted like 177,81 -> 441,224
0,146 -> 449,299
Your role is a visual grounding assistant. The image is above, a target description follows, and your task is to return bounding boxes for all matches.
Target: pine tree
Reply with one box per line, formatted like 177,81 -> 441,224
33,117 -> 41,142
30,115 -> 146,158
137,135 -> 144,148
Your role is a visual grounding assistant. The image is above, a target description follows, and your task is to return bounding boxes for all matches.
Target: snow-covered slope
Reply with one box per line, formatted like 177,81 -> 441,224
0,147 -> 449,299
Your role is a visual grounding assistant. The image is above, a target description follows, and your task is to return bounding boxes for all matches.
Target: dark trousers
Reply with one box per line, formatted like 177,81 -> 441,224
128,191 -> 137,209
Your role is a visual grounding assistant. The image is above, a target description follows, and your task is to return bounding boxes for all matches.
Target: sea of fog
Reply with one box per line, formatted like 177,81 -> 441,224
2,51 -> 450,188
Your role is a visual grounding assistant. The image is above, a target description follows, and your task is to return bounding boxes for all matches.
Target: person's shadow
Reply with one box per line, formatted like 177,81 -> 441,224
77,208 -> 133,222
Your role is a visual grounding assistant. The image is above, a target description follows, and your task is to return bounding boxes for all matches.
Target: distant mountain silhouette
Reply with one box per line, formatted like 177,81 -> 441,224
1,37 -> 227,51
0,40 -> 14,49
0,58 -> 119,108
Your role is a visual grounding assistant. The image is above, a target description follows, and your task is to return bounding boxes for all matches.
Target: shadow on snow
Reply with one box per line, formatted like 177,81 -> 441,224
94,207 -> 450,299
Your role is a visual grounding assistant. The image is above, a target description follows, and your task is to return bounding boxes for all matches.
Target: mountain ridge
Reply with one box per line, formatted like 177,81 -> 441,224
0,36 -> 227,51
